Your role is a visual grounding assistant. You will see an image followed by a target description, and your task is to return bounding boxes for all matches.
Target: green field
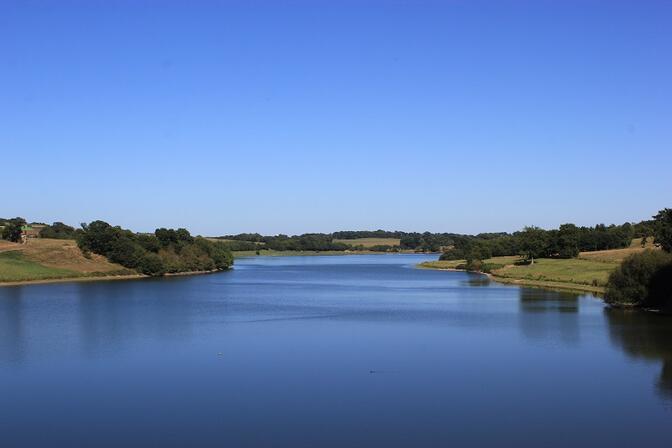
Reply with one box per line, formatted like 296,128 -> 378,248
0,250 -> 82,282
333,237 -> 401,247
419,254 -> 619,294
492,258 -> 613,287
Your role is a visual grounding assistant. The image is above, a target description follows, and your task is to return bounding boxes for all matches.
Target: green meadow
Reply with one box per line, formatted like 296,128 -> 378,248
0,251 -> 81,283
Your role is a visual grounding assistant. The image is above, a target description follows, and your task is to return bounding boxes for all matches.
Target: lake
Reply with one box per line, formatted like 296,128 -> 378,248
1,254 -> 671,447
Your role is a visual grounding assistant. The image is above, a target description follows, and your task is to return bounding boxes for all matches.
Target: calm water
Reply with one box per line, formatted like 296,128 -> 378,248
1,254 -> 671,447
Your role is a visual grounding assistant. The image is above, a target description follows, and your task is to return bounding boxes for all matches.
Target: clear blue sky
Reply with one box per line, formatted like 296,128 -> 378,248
2,0 -> 670,235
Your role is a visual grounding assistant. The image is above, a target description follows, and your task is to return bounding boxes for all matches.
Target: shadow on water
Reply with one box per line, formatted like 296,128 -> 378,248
462,273 -> 491,287
518,288 -> 581,346
0,287 -> 24,363
604,308 -> 672,399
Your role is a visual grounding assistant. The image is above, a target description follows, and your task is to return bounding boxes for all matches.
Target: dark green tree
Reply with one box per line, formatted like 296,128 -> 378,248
1,217 -> 27,242
556,224 -> 580,258
517,226 -> 549,264
653,208 -> 672,252
605,250 -> 672,308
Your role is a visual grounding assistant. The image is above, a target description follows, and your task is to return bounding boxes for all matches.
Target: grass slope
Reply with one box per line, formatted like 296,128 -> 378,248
0,251 -> 81,282
418,240 -> 659,294
0,239 -> 135,284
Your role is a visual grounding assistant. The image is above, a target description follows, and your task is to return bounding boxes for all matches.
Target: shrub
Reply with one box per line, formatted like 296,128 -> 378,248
605,250 -> 672,308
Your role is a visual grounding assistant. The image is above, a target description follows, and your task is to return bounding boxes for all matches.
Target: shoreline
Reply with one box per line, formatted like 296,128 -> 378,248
0,268 -> 230,288
418,264 -> 605,295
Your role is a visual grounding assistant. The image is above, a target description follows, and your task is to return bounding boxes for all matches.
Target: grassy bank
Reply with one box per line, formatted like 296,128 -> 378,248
418,239 -> 661,294
418,252 -> 632,294
0,239 -> 139,285
419,258 -> 610,294
0,251 -> 82,282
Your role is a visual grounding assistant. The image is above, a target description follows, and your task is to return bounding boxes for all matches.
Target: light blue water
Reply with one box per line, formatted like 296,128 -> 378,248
1,254 -> 671,447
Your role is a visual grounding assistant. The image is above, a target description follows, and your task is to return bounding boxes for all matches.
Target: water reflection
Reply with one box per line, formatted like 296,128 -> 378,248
0,287 -> 24,363
604,308 -> 672,399
519,288 -> 580,313
518,288 -> 580,345
75,278 -> 200,357
462,274 -> 491,287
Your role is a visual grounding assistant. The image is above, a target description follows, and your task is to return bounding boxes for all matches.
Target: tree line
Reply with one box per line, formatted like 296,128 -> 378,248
1,218 -> 79,242
440,222 -> 638,263
219,231 -> 459,252
219,220 -> 651,255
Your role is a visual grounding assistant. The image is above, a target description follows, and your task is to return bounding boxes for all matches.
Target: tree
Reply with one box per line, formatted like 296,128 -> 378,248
1,217 -> 27,242
556,224 -> 580,258
517,226 -> 549,264
605,250 -> 672,308
653,208 -> 672,252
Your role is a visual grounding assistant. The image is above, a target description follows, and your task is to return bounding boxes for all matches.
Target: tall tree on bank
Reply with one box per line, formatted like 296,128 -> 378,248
517,226 -> 548,264
605,208 -> 672,310
653,208 -> 672,252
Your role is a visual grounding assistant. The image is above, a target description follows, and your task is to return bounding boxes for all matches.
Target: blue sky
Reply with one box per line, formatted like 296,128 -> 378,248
2,0 -> 670,235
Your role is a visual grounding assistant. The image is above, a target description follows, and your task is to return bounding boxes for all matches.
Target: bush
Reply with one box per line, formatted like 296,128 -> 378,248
605,250 -> 672,308
481,263 -> 504,273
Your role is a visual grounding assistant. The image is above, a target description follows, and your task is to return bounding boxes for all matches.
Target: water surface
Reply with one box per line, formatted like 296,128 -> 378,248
1,254 -> 671,447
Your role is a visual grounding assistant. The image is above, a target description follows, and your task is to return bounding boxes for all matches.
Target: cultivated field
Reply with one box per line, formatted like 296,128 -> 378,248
577,237 -> 657,263
333,237 -> 401,247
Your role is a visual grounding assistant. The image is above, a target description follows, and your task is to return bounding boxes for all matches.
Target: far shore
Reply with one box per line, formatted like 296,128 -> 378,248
232,249 -> 435,258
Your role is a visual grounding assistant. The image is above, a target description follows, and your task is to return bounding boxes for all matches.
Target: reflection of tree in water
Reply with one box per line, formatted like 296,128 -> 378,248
76,278 -> 198,357
519,288 -> 580,313
518,288 -> 581,345
604,308 -> 672,399
463,273 -> 491,287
